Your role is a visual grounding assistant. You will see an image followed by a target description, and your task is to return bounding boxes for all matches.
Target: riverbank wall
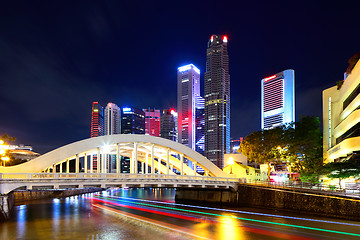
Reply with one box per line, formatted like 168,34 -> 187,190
0,187 -> 103,221
175,184 -> 360,221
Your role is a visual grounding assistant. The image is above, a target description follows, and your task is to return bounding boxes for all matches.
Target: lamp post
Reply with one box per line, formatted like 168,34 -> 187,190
0,139 -> 9,167
228,157 -> 234,174
1,156 -> 10,167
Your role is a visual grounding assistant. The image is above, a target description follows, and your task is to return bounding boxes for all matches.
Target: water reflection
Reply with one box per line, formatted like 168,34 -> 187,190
1,188 -> 360,240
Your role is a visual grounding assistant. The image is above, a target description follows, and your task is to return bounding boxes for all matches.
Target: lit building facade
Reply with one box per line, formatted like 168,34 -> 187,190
143,108 -> 161,137
160,109 -> 177,141
261,69 -> 295,130
104,102 -> 121,135
177,64 -> 201,150
323,55 -> 360,162
195,95 -> 205,155
204,34 -> 230,168
121,107 -> 145,134
90,102 -> 104,138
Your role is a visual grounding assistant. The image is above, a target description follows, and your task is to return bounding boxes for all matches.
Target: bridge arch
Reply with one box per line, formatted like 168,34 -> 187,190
0,134 -> 229,178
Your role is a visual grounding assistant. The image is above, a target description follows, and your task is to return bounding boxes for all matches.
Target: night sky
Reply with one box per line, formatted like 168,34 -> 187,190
1,1 -> 359,154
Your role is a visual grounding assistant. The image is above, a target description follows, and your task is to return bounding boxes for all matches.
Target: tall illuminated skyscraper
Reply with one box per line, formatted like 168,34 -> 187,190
204,34 -> 230,168
195,95 -> 205,155
104,102 -> 121,135
90,102 -> 104,138
261,69 -> 295,130
143,108 -> 161,137
177,64 -> 201,150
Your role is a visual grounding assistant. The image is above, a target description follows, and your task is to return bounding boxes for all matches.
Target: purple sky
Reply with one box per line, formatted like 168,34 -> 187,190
0,1 -> 359,153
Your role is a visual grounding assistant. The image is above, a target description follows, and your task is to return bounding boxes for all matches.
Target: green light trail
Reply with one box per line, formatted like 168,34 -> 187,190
96,196 -> 360,237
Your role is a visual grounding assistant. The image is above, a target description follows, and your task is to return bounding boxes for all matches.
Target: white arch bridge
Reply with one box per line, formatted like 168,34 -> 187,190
0,135 -> 238,194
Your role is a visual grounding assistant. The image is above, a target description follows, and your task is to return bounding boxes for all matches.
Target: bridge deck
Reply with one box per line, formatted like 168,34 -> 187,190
0,173 -> 239,194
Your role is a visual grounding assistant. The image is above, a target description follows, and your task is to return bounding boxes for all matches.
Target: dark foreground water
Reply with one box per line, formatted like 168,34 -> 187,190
1,188 -> 360,240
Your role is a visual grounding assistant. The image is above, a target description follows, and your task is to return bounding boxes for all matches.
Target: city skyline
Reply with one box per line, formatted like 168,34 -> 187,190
0,1 -> 359,153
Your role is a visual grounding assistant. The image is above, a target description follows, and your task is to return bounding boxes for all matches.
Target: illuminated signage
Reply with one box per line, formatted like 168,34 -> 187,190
210,35 -> 214,42
223,36 -> 228,43
264,75 -> 277,82
122,107 -> 132,112
178,64 -> 200,75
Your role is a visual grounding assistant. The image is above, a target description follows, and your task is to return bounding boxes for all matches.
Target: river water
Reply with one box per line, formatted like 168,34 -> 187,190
1,188 -> 360,240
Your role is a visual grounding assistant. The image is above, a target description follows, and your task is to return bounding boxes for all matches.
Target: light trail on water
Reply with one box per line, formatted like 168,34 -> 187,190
91,198 -> 316,240
103,195 -> 360,227
91,195 -> 360,238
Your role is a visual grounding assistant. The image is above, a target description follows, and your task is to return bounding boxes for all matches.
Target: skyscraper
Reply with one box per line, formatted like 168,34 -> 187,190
143,108 -> 161,137
104,102 -> 121,135
90,102 -> 104,138
204,34 -> 230,168
261,69 -> 295,130
177,64 -> 201,150
121,107 -> 145,134
160,109 -> 177,141
195,95 -> 205,155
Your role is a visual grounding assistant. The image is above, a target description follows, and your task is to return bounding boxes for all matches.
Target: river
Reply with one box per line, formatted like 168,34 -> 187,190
1,188 -> 360,240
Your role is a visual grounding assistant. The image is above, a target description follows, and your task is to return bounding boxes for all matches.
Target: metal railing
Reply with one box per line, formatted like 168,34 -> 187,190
0,173 -> 239,184
239,178 -> 360,198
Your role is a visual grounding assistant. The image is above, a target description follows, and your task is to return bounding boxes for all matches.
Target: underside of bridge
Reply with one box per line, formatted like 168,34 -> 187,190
0,134 -> 230,178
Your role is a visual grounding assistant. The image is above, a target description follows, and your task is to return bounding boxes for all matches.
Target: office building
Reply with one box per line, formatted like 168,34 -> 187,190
90,102 -> 104,138
160,109 -> 177,141
323,54 -> 360,162
143,108 -> 161,137
261,69 -> 295,130
204,34 -> 230,168
195,95 -> 205,155
177,64 -> 201,150
104,102 -> 121,135
121,107 -> 145,134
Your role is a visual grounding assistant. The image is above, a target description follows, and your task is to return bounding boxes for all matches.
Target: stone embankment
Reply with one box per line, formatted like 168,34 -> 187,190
175,184 -> 360,220
0,187 -> 103,221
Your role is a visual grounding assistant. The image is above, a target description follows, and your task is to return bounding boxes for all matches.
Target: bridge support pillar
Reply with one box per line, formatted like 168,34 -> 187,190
66,160 -> 69,173
60,163 -> 63,173
116,144 -> 120,174
102,154 -> 106,173
166,148 -> 170,175
53,165 -> 56,173
134,142 -> 138,174
151,144 -> 155,174
193,161 -> 197,176
84,153 -> 87,173
130,144 -> 137,174
180,154 -> 184,175
97,147 -> 100,173
75,154 -> 79,173
90,154 -> 93,173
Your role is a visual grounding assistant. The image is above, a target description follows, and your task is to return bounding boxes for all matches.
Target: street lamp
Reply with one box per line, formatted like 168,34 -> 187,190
228,157 -> 234,174
1,156 -> 10,167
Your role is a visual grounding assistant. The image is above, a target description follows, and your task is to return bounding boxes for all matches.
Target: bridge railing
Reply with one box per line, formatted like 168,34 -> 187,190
0,173 -> 239,183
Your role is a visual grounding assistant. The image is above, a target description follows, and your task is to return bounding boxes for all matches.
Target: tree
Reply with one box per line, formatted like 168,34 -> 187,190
239,116 -> 323,183
323,157 -> 360,189
288,116 -> 323,184
239,126 -> 287,181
